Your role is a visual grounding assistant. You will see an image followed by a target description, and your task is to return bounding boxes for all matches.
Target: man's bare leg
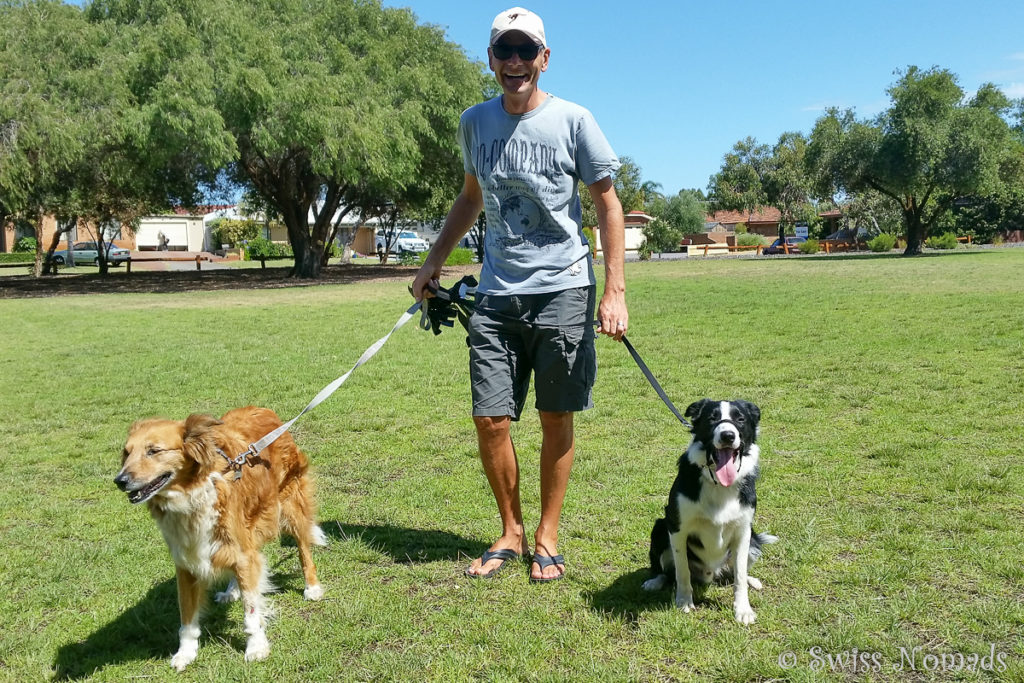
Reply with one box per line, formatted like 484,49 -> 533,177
532,410 -> 574,581
466,415 -> 529,575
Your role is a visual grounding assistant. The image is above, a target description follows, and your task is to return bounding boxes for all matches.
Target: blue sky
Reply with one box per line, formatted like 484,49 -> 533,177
387,0 -> 1024,196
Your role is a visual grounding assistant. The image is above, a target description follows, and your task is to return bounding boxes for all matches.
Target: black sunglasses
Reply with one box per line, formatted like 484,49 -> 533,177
491,42 -> 542,61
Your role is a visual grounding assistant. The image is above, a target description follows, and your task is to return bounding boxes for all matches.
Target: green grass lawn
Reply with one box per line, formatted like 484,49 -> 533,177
1,250 -> 1022,681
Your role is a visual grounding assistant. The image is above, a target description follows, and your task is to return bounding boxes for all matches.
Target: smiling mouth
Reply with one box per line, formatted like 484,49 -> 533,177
127,472 -> 173,504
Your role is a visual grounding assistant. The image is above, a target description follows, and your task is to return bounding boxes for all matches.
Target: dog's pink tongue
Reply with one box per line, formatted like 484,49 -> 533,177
714,449 -> 738,486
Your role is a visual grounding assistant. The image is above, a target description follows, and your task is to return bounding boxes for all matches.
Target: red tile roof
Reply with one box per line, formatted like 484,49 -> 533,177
173,204 -> 236,216
706,207 -> 782,225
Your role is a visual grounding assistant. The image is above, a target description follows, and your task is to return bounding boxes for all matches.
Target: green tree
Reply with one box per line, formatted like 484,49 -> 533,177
640,218 -> 682,255
658,189 -> 707,235
1,0 -> 90,276
709,133 -> 813,243
806,66 -> 1023,255
951,192 -> 1024,242
707,136 -> 768,222
841,190 -> 904,237
2,0 -> 234,276
612,156 -> 646,214
580,155 -> 660,228
87,0 -> 485,278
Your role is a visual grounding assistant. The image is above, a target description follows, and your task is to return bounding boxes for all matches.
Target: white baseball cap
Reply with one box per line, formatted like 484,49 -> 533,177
490,7 -> 546,47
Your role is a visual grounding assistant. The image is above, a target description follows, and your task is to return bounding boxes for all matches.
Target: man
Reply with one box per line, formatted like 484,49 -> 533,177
411,7 -> 627,582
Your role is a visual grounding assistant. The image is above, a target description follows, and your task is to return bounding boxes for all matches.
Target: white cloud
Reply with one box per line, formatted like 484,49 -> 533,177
1002,82 -> 1024,97
801,103 -> 837,113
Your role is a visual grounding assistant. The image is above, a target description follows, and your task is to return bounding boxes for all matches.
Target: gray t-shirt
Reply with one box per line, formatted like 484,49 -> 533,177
459,95 -> 620,295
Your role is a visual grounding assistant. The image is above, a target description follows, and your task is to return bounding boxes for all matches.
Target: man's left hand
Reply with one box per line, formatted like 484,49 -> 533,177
596,292 -> 628,341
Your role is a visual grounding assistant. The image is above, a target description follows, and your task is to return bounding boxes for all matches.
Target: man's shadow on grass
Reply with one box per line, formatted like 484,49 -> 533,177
52,579 -> 236,680
322,521 -> 488,564
584,569 -> 729,624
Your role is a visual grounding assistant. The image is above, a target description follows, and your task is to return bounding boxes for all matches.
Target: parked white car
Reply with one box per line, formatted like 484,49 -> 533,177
376,230 -> 429,256
52,241 -> 131,266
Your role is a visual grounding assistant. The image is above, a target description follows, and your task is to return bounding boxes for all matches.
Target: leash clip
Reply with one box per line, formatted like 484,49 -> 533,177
218,445 -> 259,481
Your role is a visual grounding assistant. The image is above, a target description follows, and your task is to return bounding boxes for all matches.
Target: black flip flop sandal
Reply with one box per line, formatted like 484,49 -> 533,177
466,548 -> 520,579
530,553 -> 565,583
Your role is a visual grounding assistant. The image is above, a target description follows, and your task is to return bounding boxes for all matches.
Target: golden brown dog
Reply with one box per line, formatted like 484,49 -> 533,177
114,407 -> 325,671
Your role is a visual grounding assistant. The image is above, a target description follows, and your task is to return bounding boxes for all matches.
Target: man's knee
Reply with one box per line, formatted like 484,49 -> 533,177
474,415 -> 511,440
538,410 -> 573,433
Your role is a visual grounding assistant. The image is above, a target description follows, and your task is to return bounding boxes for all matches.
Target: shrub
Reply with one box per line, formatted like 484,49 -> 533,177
397,250 -> 420,266
444,247 -> 476,266
734,222 -> 748,234
0,252 -> 35,263
736,233 -> 768,247
14,236 -> 37,253
414,247 -> 478,267
244,237 -> 291,259
637,241 -> 652,261
211,219 -> 260,248
867,234 -> 897,252
926,232 -> 959,250
798,239 -> 820,254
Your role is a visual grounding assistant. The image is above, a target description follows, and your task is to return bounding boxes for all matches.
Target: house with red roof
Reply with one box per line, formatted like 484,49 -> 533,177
704,208 -> 781,240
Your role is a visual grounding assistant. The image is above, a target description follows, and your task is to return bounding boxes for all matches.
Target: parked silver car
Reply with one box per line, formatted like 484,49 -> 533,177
52,241 -> 131,266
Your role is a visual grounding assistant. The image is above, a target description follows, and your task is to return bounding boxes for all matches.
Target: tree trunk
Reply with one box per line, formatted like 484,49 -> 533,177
290,233 -> 323,278
338,227 -> 357,265
280,203 -> 323,278
43,221 -> 71,275
33,211 -> 45,278
902,210 -> 925,256
292,239 -> 322,278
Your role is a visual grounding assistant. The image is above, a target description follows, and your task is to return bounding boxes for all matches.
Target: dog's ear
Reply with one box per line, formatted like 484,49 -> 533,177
182,414 -> 224,466
735,400 -> 760,425
685,399 -> 711,420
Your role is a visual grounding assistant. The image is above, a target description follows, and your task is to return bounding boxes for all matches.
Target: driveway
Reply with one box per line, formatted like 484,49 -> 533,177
127,251 -> 231,271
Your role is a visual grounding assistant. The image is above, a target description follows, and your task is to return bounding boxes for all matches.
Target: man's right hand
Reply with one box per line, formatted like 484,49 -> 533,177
411,265 -> 441,302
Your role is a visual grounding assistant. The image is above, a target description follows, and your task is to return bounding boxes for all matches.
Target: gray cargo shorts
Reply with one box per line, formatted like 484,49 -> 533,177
468,285 -> 597,420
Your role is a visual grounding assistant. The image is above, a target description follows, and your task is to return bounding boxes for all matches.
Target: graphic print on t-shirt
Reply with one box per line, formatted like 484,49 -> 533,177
476,135 -> 569,250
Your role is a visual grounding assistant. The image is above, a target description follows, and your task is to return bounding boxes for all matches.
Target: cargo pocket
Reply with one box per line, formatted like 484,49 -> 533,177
558,324 -> 596,390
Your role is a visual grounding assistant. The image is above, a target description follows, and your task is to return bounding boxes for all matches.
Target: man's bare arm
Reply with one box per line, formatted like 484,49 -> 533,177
589,176 -> 628,340
411,173 -> 484,301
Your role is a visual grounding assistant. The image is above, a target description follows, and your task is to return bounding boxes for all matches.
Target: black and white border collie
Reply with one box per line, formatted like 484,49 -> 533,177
642,399 -> 776,624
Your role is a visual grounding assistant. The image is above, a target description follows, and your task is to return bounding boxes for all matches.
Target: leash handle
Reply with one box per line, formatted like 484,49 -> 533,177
619,334 -> 692,429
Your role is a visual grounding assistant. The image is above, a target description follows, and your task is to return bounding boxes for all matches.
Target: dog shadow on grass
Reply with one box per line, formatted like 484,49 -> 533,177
52,579 -> 236,680
584,569 -> 728,624
322,521 -> 488,564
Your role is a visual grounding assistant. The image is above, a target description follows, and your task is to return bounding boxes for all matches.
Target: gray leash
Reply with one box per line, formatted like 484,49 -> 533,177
618,334 -> 691,429
222,300 -> 423,478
